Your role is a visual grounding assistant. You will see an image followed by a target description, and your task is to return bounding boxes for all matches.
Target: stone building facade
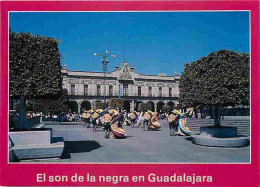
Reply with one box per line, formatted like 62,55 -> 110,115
62,62 -> 180,113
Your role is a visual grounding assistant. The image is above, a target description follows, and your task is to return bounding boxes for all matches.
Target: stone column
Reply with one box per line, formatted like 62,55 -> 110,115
90,100 -> 93,108
77,100 -> 82,114
154,101 -> 158,112
131,100 -> 135,112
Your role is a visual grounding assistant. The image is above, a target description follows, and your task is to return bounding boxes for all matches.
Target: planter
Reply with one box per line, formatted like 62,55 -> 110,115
192,135 -> 249,147
191,126 -> 249,147
200,126 -> 237,138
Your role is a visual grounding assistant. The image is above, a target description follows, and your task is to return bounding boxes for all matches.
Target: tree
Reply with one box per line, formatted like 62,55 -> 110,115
161,105 -> 171,113
179,49 -> 249,127
93,101 -> 105,110
9,31 -> 62,129
34,89 -> 69,115
138,103 -> 152,112
108,98 -> 124,109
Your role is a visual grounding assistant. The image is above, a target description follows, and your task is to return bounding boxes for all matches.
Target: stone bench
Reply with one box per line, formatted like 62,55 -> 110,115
9,128 -> 64,161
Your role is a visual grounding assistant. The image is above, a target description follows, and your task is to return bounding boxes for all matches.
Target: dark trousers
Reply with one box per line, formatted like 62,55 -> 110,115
143,120 -> 150,131
169,122 -> 178,136
92,119 -> 97,132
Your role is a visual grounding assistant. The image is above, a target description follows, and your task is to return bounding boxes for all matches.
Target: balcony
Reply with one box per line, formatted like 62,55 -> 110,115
68,92 -> 179,98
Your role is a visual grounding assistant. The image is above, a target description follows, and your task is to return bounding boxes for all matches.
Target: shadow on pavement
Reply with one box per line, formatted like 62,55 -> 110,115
61,140 -> 102,159
126,135 -> 135,138
185,137 -> 193,141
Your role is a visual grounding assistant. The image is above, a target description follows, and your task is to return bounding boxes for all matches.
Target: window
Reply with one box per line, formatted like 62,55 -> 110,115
169,87 -> 172,97
159,87 -> 162,97
71,84 -> 75,95
97,85 -> 101,96
109,86 -> 113,96
149,87 -> 152,97
123,84 -> 128,96
84,85 -> 88,95
138,87 -> 141,96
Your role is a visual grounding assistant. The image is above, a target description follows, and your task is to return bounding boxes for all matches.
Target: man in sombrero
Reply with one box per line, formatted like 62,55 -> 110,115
168,109 -> 181,136
92,109 -> 103,132
143,110 -> 153,131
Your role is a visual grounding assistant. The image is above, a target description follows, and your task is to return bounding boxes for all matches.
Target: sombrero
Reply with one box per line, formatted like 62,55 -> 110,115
129,112 -> 136,120
82,113 -> 88,118
92,112 -> 99,119
144,111 -> 152,120
102,113 -> 113,123
109,109 -> 118,116
96,109 -> 104,113
147,110 -> 153,115
173,110 -> 181,115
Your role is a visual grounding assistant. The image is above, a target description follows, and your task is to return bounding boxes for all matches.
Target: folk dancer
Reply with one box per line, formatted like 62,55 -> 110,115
149,112 -> 161,130
177,108 -> 194,136
168,110 -> 181,136
91,109 -> 103,132
143,110 -> 153,131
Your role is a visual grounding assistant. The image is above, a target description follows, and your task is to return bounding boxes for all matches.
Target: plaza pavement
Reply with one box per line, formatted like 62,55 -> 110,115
42,119 -> 250,163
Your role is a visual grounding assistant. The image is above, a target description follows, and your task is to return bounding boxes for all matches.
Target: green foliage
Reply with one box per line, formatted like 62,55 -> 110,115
34,89 -> 69,114
9,31 -> 62,98
162,104 -> 171,113
179,49 -> 249,107
93,101 -> 105,110
108,98 -> 124,109
138,103 -> 152,112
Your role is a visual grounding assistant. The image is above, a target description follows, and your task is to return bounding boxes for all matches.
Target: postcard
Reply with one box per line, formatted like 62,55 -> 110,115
1,0 -> 259,186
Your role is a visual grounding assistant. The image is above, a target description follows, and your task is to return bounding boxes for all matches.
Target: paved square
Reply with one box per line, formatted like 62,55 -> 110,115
43,120 -> 250,163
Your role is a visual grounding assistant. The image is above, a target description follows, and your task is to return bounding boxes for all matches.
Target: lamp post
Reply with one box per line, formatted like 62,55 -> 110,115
93,50 -> 116,104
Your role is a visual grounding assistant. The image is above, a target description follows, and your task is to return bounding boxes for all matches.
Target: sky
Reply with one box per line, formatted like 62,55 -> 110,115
9,11 -> 249,76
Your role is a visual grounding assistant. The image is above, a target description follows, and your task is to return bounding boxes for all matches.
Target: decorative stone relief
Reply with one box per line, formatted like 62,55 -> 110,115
135,81 -> 145,86
158,84 -> 163,87
82,79 -> 91,84
68,79 -> 79,84
147,83 -> 155,87
119,63 -> 133,80
96,81 -> 102,85
108,81 -> 116,85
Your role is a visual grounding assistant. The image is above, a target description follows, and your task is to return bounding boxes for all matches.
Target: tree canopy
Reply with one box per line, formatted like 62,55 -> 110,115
179,49 -> 249,127
34,89 -> 69,114
161,105 -> 171,113
179,49 -> 249,108
93,101 -> 105,110
9,31 -> 62,98
138,103 -> 152,112
108,98 -> 124,109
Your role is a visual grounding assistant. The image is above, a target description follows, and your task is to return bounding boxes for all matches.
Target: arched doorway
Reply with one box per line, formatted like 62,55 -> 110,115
68,101 -> 78,113
124,100 -> 131,112
81,101 -> 91,112
157,101 -> 165,113
136,101 -> 143,111
148,102 -> 155,112
168,101 -> 175,111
